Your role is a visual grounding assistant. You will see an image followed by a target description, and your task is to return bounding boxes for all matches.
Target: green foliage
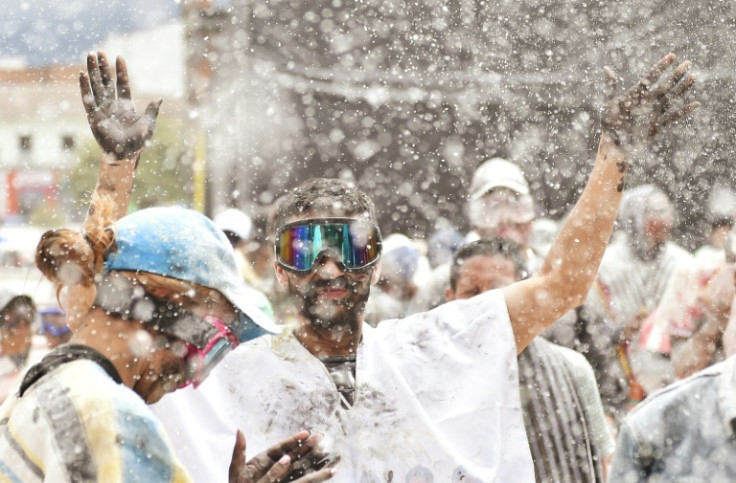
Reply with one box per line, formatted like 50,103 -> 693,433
69,116 -> 192,216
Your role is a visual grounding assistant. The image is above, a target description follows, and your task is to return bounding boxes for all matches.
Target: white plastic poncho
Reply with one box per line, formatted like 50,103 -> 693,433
153,289 -> 533,482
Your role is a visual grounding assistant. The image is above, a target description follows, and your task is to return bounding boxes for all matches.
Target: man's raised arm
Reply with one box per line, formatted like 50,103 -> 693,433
504,53 -> 699,352
81,51 -> 162,221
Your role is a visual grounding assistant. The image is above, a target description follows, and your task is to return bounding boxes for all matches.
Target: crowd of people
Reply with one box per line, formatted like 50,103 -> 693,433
1,48 -> 731,482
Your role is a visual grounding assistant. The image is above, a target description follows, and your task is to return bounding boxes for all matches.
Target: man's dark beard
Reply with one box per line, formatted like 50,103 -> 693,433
289,275 -> 371,331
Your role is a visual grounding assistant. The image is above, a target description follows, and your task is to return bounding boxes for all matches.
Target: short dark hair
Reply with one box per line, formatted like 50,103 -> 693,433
711,215 -> 734,230
449,238 -> 527,291
270,178 -> 377,233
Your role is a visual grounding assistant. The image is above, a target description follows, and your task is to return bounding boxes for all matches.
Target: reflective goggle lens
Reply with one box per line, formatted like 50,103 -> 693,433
276,219 -> 382,272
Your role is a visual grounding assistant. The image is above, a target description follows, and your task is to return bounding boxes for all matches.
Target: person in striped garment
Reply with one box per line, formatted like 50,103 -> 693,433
564,184 -> 693,426
445,239 -> 615,482
595,185 -> 692,397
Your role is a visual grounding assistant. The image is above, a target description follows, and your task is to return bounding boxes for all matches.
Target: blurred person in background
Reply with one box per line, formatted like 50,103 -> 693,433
0,290 -> 46,403
600,184 -> 692,344
409,157 -> 537,313
249,206 -> 302,325
602,185 -> 691,402
215,208 -> 258,285
694,215 -> 733,263
694,184 -> 736,263
426,227 -> 464,269
562,184 -> 692,427
465,158 -> 539,262
245,209 -> 279,284
634,226 -> 736,392
39,307 -> 72,348
445,239 -> 615,482
214,207 -> 275,321
364,233 -> 422,326
528,217 -> 560,259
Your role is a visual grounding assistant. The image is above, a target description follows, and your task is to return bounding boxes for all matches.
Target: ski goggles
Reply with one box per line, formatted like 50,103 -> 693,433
275,217 -> 382,273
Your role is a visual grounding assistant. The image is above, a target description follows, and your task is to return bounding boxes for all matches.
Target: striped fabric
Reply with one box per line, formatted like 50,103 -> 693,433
0,359 -> 190,482
518,338 -> 606,483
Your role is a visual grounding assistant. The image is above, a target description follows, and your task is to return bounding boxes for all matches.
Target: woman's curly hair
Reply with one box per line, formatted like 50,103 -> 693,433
35,196 -> 117,291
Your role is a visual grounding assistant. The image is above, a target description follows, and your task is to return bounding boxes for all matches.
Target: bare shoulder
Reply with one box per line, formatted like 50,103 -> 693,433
502,275 -> 566,352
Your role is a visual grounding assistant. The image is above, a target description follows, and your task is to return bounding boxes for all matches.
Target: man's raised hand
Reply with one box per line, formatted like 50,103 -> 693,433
79,51 -> 162,161
601,53 -> 700,157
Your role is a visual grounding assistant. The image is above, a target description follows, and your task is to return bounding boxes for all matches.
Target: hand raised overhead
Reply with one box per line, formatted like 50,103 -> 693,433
79,51 -> 162,161
601,53 -> 700,157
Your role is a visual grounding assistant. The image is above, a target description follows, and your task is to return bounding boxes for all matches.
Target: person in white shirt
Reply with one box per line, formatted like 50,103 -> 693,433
0,290 -> 46,403
150,54 -> 699,482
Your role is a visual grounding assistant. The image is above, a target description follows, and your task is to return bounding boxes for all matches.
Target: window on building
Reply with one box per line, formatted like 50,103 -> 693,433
19,135 -> 32,151
62,135 -> 75,151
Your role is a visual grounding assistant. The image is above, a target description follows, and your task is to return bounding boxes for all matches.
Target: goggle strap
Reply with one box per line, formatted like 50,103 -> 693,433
229,311 -> 270,343
94,274 -> 218,350
203,315 -> 239,349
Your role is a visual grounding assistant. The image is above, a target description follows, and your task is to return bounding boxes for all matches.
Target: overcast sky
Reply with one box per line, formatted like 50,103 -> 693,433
1,0 -> 180,67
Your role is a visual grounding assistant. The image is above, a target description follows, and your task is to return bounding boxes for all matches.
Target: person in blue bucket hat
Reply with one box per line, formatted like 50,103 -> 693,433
39,307 -> 72,348
0,52 -> 337,483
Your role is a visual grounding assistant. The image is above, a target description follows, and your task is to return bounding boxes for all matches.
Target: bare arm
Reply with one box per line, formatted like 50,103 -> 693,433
81,52 -> 162,221
672,266 -> 735,378
504,135 -> 625,351
504,53 -> 699,352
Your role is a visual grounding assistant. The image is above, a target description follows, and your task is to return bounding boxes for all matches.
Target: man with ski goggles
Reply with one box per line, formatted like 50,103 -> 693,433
156,54 -> 699,482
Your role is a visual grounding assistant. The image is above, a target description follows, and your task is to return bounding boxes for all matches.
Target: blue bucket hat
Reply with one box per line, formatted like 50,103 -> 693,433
103,206 -> 280,341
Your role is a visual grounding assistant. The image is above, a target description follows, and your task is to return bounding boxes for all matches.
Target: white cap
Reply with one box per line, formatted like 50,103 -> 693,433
470,158 -> 530,200
382,233 -> 414,254
214,208 -> 253,240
